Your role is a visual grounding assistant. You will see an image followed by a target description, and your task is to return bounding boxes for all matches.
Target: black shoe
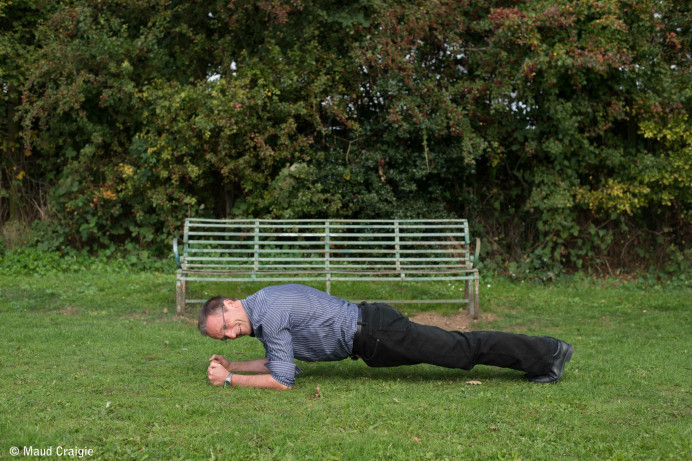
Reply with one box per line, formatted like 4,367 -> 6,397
527,338 -> 573,384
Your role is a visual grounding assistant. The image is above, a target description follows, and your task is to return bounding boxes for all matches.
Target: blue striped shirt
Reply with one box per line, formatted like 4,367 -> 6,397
241,284 -> 359,387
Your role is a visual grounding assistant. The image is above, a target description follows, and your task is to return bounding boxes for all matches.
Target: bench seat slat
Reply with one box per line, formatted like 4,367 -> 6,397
184,256 -> 466,262
188,231 -> 468,237
180,275 -> 478,282
181,264 -> 473,271
185,298 -> 470,304
183,248 -> 468,254
186,239 -> 467,246
185,218 -> 466,224
180,268 -> 473,275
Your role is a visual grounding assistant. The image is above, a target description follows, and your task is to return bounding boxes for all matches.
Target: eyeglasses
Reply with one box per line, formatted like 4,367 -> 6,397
220,304 -> 228,341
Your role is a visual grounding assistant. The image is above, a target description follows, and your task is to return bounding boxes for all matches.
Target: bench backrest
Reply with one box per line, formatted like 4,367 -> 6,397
177,219 -> 473,282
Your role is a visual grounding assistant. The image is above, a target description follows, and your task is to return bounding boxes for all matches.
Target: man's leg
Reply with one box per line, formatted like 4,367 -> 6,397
355,302 -> 564,377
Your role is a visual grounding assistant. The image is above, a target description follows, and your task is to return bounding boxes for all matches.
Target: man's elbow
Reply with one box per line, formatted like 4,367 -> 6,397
274,381 -> 292,391
267,375 -> 292,391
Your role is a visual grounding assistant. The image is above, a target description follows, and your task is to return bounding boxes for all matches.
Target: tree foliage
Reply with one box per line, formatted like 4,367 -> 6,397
4,0 -> 690,274
0,0 -> 54,224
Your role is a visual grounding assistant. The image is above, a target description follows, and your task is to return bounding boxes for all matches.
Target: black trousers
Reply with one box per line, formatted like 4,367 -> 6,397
351,302 -> 555,376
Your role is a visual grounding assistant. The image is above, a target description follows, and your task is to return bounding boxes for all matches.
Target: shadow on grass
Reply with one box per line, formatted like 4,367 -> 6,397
298,362 -> 529,383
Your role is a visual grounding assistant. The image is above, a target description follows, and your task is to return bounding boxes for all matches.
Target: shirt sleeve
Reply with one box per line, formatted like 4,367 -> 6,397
261,314 -> 303,387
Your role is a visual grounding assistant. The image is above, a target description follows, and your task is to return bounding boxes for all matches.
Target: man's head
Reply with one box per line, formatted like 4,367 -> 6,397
198,296 -> 251,341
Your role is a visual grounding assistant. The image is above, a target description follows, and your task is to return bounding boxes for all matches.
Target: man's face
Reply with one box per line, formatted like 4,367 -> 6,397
206,300 -> 251,341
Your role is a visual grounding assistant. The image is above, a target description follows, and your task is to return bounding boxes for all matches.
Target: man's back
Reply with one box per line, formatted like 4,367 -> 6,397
242,284 -> 359,362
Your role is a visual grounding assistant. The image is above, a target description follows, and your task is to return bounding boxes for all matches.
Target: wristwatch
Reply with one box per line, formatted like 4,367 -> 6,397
223,372 -> 233,388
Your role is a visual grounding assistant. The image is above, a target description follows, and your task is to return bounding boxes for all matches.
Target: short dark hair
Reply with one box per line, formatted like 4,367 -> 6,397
198,296 -> 235,336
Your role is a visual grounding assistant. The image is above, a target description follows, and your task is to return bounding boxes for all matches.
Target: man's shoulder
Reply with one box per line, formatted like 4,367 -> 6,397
259,284 -> 326,298
250,284 -> 351,317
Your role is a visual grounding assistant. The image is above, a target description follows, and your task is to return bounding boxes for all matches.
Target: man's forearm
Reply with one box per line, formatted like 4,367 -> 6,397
229,373 -> 291,391
227,358 -> 270,373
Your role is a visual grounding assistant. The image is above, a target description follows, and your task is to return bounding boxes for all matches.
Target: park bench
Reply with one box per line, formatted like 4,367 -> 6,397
173,219 -> 481,318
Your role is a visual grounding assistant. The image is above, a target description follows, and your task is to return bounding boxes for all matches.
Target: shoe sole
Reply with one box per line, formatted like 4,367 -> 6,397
553,343 -> 574,383
564,344 -> 574,363
550,342 -> 573,383
527,342 -> 573,383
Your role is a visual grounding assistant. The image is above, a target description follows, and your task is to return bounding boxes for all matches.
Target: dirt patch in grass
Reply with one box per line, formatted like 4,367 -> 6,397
51,305 -> 79,315
175,315 -> 197,327
409,311 -> 496,331
119,311 -> 150,320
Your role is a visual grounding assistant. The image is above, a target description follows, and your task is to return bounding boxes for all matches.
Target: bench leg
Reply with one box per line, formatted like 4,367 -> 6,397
465,276 -> 479,320
465,279 -> 471,312
176,278 -> 186,314
473,275 -> 480,320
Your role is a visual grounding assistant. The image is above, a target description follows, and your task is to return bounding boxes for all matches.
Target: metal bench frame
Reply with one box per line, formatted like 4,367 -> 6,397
174,219 -> 480,318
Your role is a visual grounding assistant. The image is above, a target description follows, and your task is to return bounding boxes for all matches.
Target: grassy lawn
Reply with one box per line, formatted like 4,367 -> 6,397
0,269 -> 690,460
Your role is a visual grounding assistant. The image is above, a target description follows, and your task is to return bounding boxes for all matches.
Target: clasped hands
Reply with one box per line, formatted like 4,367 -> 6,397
207,354 -> 231,387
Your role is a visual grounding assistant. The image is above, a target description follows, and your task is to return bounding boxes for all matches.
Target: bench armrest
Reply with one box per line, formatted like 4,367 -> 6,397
472,237 -> 481,268
173,237 -> 182,269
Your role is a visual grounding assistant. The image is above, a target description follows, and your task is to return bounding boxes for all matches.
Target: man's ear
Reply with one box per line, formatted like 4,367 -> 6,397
224,299 -> 241,310
223,299 -> 235,309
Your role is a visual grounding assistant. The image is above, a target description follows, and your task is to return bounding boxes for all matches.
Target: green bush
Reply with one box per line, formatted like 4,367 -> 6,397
0,246 -> 173,276
4,0 -> 689,275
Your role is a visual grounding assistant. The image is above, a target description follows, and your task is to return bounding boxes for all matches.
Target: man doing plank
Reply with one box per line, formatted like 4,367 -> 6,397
200,284 -> 573,390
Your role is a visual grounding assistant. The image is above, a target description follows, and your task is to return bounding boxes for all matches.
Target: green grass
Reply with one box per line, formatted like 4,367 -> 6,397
0,271 -> 690,460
